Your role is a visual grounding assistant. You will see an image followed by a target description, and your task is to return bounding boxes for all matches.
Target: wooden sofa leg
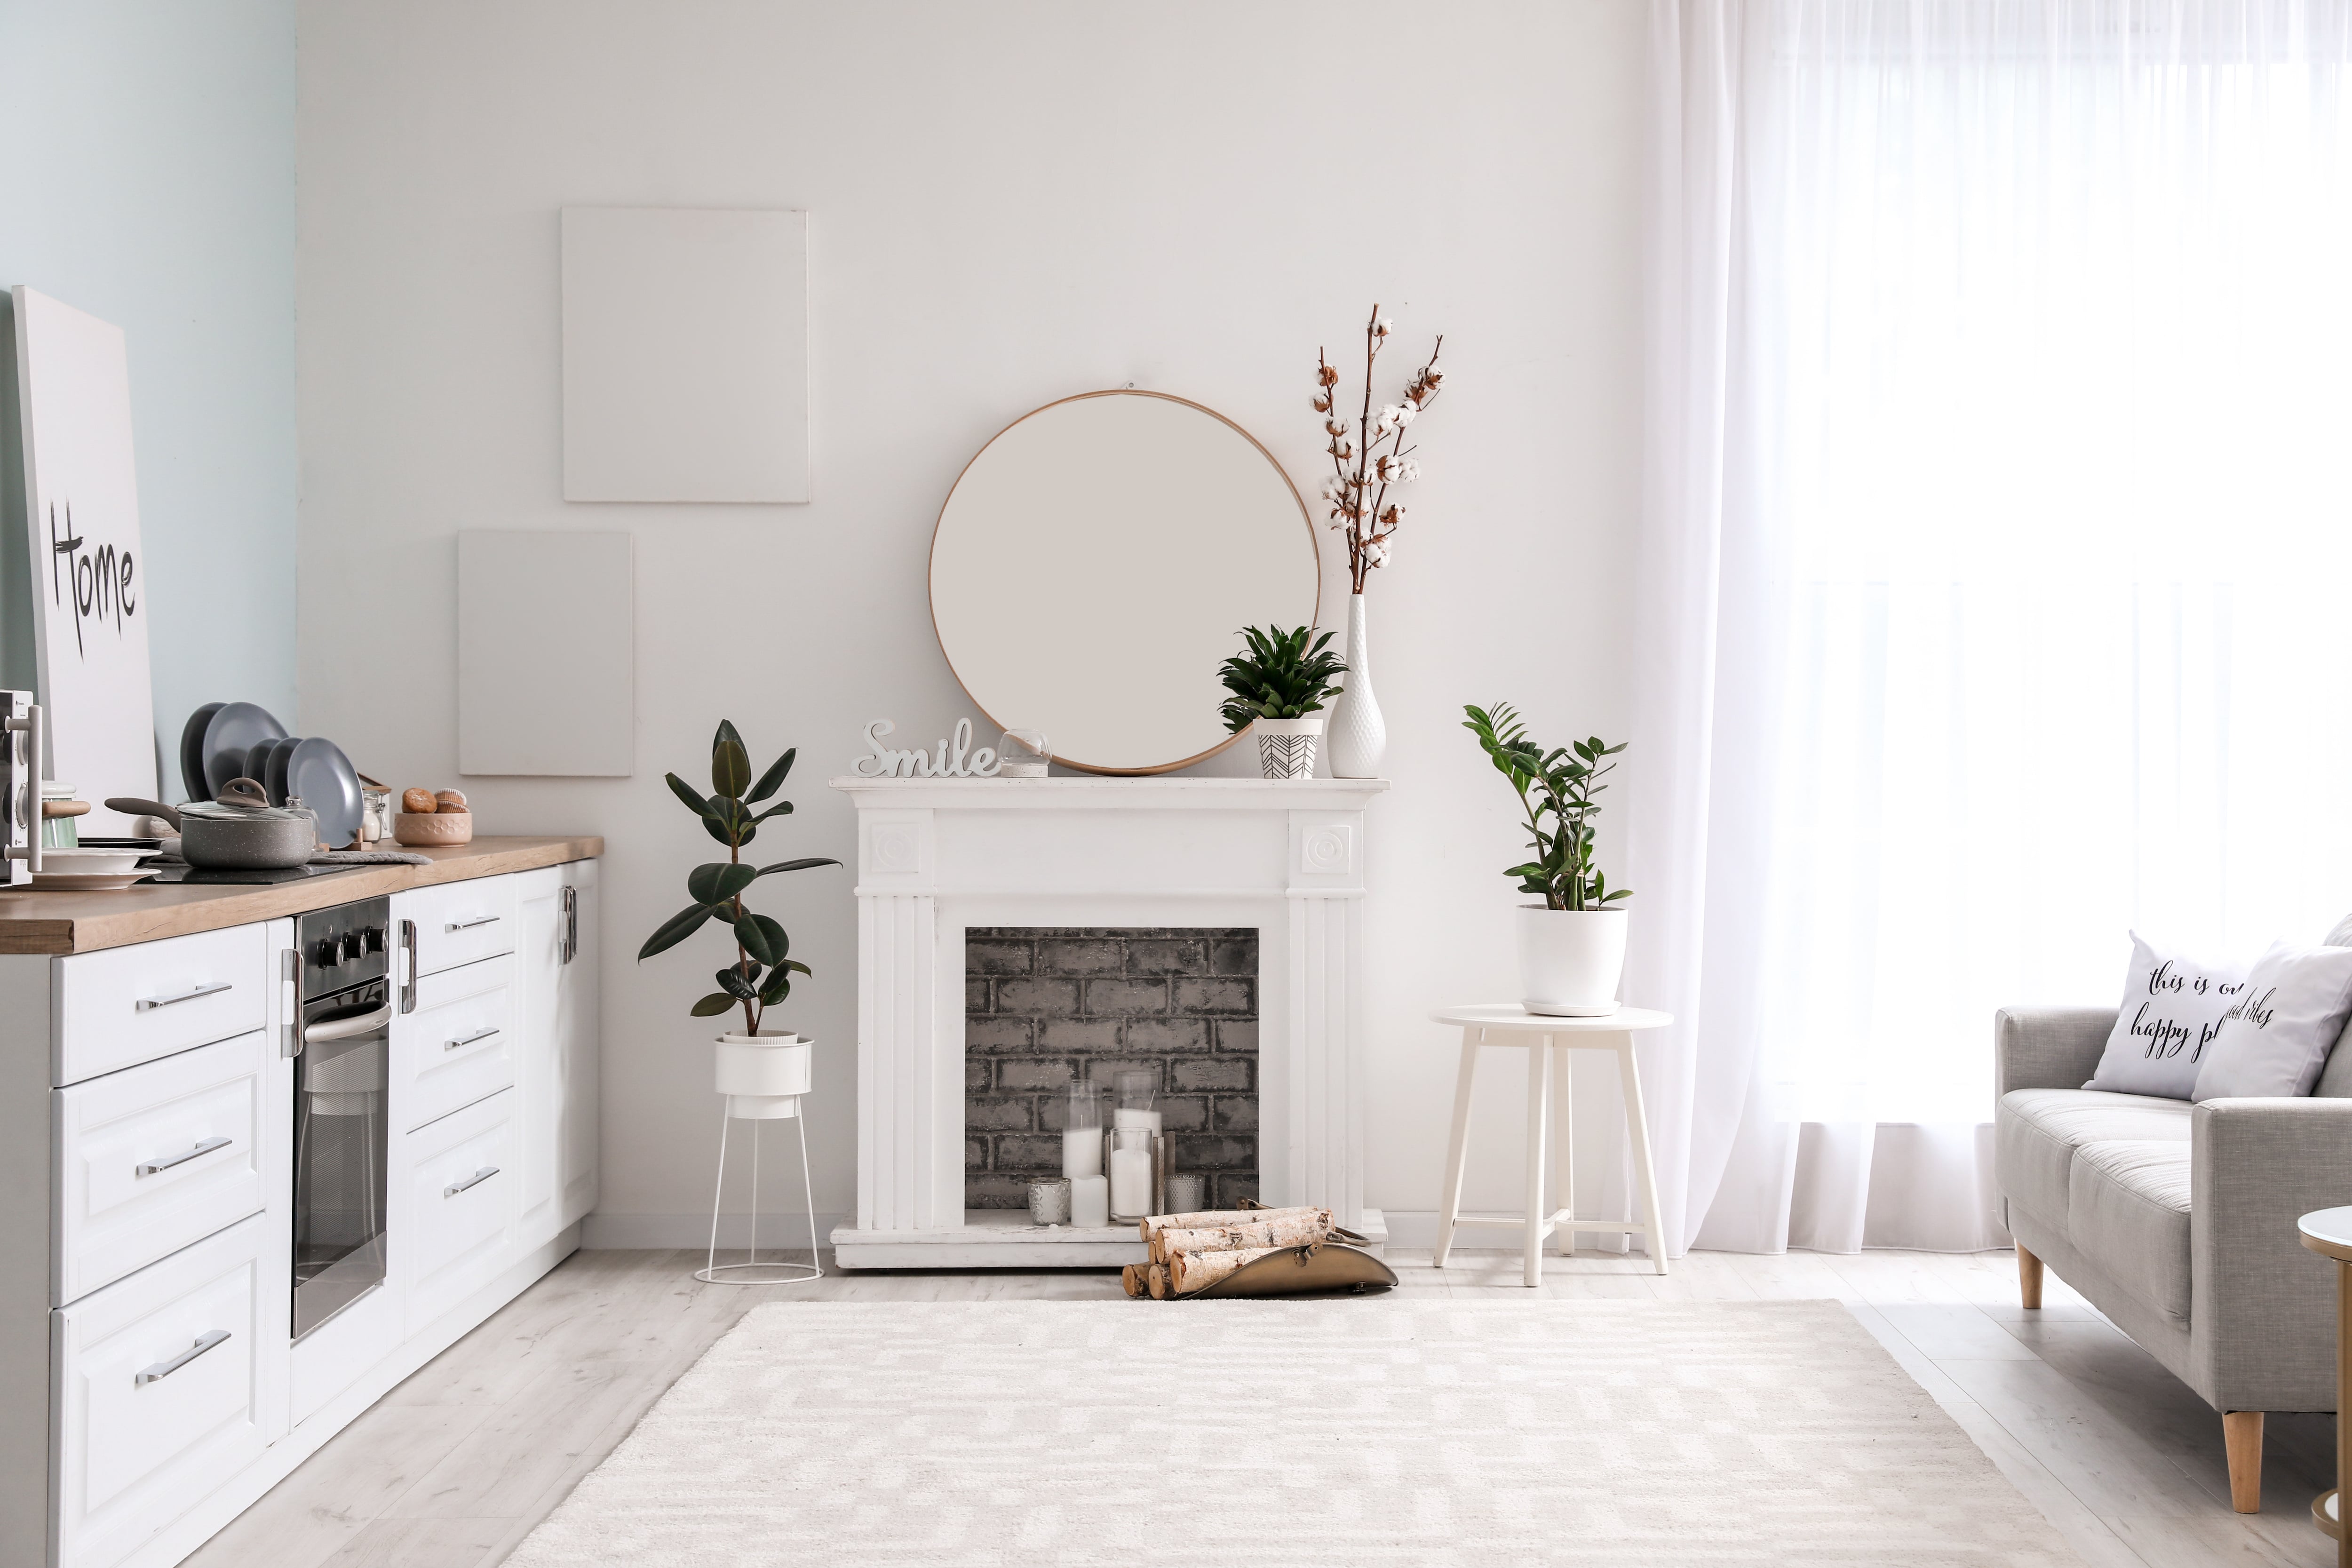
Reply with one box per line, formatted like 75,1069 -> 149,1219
2222,1410 -> 2263,1512
2016,1243 -> 2043,1309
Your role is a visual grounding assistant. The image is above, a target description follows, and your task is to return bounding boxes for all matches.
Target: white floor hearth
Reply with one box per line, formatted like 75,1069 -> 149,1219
827,776 -> 1388,1269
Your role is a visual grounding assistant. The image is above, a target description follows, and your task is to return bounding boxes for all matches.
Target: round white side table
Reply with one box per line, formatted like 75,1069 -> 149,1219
1430,1004 -> 1674,1287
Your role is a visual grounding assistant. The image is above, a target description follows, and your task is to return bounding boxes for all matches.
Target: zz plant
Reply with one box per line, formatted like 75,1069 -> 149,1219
1216,624 -> 1349,732
1462,702 -> 1632,912
639,721 -> 840,1035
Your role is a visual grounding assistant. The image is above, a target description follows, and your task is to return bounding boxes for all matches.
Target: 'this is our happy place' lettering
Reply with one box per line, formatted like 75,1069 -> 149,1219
2132,965 -> 2246,1060
46,501 -> 137,659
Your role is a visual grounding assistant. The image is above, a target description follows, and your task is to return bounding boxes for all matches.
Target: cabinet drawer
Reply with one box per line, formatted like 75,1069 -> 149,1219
405,1088 -> 517,1334
396,876 -> 517,981
55,1214 -> 278,1568
56,924 -> 271,1086
56,1032 -> 270,1305
397,955 -> 515,1131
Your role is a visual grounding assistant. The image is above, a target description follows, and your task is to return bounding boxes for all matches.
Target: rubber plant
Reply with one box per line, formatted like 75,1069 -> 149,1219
1216,624 -> 1349,732
638,721 -> 840,1034
1462,702 -> 1632,911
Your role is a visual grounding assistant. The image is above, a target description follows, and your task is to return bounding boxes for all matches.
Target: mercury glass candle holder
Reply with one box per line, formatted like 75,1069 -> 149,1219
1027,1176 -> 1072,1226
1165,1173 -> 1206,1214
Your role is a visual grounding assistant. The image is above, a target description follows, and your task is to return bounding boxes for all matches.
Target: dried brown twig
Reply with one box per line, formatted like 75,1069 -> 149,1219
1314,302 -> 1443,593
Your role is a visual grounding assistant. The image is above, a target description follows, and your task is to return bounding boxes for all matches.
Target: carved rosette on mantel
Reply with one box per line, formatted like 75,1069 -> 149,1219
828,774 -> 1389,1269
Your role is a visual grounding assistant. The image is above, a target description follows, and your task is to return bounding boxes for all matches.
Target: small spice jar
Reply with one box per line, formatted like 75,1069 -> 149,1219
1027,1176 -> 1072,1226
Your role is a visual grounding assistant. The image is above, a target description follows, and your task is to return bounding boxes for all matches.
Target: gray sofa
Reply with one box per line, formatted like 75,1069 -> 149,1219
1994,1006 -> 2352,1513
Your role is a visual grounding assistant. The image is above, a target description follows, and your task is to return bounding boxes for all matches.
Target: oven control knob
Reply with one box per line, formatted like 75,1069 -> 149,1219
338,933 -> 364,965
361,926 -> 385,955
313,938 -> 341,968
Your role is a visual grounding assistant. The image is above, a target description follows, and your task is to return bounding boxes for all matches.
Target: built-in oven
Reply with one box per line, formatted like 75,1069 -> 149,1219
292,895 -> 392,1340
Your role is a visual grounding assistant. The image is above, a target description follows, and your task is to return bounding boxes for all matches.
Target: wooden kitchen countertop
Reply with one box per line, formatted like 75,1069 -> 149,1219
0,835 -> 604,955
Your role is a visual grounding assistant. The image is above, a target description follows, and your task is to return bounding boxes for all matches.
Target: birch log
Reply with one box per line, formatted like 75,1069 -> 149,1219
1168,1246 -> 1282,1296
1147,1263 -> 1171,1299
1120,1264 -> 1147,1298
1150,1213 -> 1330,1265
1139,1206 -> 1330,1246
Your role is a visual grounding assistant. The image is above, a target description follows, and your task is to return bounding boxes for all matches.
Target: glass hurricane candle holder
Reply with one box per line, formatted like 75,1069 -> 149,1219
1108,1125 -> 1155,1222
1113,1068 -> 1161,1135
997,729 -> 1051,777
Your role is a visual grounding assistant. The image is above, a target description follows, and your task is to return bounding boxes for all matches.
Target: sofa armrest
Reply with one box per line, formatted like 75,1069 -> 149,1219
2190,1097 -> 2352,1413
1994,1006 -> 2115,1100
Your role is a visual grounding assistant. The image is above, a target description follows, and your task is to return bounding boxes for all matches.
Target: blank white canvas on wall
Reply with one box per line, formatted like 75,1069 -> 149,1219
457,530 -> 633,775
561,207 -> 809,503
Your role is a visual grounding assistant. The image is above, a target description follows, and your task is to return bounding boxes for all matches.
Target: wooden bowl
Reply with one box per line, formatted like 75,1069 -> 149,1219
393,811 -> 473,846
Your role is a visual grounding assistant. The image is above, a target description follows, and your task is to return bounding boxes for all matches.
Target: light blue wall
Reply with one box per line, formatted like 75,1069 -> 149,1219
0,0 -> 297,798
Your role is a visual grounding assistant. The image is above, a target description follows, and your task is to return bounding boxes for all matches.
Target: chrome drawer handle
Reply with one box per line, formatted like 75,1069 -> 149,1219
444,1026 -> 499,1052
444,1165 -> 499,1197
445,915 -> 500,932
135,981 -> 230,1012
135,1136 -> 231,1177
136,1329 -> 230,1386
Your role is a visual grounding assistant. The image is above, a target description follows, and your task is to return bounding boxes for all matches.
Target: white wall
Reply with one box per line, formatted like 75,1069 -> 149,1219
296,0 -> 1647,1241
0,0 -> 299,779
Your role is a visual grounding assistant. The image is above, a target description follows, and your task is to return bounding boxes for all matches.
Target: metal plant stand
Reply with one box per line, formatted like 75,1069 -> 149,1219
697,1094 -> 822,1286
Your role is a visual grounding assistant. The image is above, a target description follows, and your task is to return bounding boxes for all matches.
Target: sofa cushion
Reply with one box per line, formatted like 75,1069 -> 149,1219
1996,1088 -> 2193,1225
2067,1139 -> 2193,1322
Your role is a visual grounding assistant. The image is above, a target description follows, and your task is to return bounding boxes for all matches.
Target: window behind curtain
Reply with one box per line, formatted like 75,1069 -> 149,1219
1737,0 -> 2352,1124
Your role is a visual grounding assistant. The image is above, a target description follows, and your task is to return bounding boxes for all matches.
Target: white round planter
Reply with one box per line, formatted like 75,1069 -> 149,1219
715,1031 -> 811,1119
1516,907 -> 1629,1017
1252,715 -> 1325,780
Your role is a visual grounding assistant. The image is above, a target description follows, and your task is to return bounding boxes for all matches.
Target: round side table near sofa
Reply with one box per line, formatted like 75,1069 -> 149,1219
1431,1005 -> 1674,1287
2297,1206 -> 2352,1564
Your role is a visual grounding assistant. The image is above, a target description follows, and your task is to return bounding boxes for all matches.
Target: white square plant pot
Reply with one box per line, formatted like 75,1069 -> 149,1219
1251,716 -> 1324,780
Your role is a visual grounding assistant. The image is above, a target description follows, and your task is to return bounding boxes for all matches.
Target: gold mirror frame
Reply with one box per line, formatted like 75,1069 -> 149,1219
927,390 -> 1322,776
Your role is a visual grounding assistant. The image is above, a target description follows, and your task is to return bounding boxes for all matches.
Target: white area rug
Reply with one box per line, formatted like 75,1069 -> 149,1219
506,1298 -> 2079,1566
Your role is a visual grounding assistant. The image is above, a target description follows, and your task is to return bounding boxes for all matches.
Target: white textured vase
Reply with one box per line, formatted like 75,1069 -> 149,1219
1516,907 -> 1629,1017
1326,593 -> 1386,779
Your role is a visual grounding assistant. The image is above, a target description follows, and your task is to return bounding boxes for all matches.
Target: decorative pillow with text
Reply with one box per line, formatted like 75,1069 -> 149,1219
2190,939 -> 2352,1100
2083,934 -> 2250,1099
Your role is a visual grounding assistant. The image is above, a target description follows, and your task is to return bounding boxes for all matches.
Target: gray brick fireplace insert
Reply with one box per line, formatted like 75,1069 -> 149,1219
964,927 -> 1259,1210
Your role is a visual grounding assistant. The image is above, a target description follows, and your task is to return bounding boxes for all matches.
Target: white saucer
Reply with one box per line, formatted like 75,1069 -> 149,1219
26,871 -> 151,891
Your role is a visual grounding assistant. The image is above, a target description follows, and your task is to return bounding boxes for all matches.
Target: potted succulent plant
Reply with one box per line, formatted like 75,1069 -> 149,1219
1217,625 -> 1348,780
1464,703 -> 1632,1016
639,722 -> 841,1105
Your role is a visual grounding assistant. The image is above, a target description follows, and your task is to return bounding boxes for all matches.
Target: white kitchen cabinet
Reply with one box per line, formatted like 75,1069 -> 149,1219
52,1209 -> 282,1568
0,848 -> 598,1568
402,1087 -> 518,1335
392,954 -> 516,1133
515,860 -> 599,1250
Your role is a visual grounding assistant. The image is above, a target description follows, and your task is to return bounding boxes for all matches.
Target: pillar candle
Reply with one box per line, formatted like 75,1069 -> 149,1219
1062,1126 -> 1103,1179
1113,1107 -> 1163,1134
1071,1174 -> 1110,1228
1109,1144 -> 1152,1219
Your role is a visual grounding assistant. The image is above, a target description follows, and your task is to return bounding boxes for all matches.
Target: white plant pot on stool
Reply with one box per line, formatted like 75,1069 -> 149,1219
1517,907 -> 1629,1017
1252,715 -> 1325,780
700,1032 -> 822,1285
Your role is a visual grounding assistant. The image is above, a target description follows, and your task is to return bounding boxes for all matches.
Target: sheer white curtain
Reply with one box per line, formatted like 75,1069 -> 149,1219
1629,0 -> 2352,1256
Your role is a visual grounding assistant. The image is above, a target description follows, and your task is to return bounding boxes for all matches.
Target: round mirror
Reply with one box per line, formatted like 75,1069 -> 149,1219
930,390 -> 1320,775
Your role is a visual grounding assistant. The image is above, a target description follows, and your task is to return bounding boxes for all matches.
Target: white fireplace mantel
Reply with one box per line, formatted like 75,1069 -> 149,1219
827,774 -> 1389,1268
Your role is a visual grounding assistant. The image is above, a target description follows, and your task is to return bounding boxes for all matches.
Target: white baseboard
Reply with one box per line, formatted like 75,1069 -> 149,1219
581,1210 -> 845,1250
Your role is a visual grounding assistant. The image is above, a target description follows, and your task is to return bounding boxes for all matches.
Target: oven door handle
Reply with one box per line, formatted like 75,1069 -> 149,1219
301,1004 -> 393,1051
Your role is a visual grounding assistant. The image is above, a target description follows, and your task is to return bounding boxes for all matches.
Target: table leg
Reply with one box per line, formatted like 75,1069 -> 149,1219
1618,1037 -> 1669,1276
1524,1039 -> 1552,1287
1433,1030 -> 1480,1268
1554,1042 -> 1574,1258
